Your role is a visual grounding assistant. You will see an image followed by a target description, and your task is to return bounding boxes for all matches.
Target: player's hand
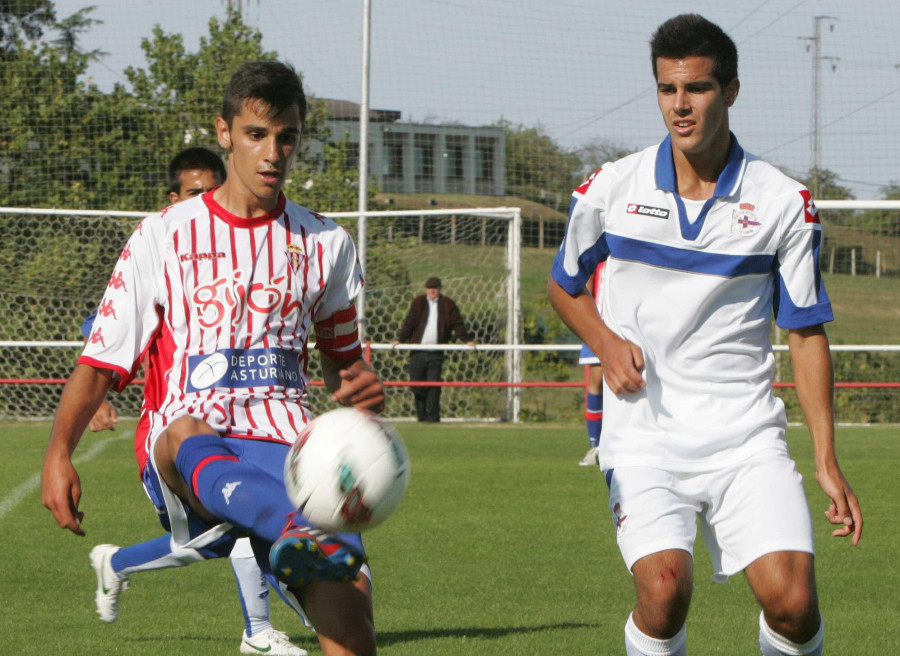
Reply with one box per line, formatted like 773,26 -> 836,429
88,400 -> 119,432
597,333 -> 646,394
41,452 -> 86,536
332,366 -> 386,413
816,462 -> 863,545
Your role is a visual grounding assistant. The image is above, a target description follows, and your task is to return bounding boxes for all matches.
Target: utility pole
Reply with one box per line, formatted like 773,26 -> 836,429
800,16 -> 839,200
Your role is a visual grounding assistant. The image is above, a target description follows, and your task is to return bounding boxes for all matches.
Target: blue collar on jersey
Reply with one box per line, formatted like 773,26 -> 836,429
654,132 -> 746,241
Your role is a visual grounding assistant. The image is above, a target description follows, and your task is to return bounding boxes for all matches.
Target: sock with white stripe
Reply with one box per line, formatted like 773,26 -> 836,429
758,612 -> 824,656
625,613 -> 687,656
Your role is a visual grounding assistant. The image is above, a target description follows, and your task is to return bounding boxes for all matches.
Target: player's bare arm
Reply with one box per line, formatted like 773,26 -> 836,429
323,354 -> 386,413
42,364 -> 115,536
547,277 -> 645,394
789,325 -> 863,545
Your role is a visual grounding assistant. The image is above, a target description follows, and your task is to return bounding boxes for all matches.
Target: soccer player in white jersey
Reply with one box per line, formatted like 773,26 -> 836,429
548,14 -> 862,656
42,61 -> 383,656
79,146 -> 305,656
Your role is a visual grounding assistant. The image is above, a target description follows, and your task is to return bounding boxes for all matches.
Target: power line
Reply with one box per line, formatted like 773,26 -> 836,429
761,85 -> 900,156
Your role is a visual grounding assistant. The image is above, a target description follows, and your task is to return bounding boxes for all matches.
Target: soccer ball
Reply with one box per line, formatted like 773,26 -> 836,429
283,407 -> 410,533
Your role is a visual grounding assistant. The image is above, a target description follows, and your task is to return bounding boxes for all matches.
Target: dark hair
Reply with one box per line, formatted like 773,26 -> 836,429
650,14 -> 738,88
167,147 -> 226,194
221,60 -> 307,129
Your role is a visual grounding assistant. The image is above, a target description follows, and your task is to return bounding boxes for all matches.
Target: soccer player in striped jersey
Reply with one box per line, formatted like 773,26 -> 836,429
79,146 -> 305,656
577,262 -> 604,467
548,14 -> 862,656
43,61 -> 383,656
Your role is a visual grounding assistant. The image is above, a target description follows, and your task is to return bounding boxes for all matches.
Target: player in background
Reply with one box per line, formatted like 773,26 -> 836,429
42,61 -> 384,656
79,146 -> 305,656
577,262 -> 605,467
548,14 -> 862,656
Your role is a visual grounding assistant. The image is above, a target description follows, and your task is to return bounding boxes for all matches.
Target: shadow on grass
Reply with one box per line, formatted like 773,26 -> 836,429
119,622 -> 599,648
376,622 -> 600,646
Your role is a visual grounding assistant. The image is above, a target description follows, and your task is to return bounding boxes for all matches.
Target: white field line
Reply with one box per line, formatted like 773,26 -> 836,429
0,431 -> 131,522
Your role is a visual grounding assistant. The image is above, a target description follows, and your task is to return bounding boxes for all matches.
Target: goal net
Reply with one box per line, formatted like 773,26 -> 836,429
0,206 -> 522,422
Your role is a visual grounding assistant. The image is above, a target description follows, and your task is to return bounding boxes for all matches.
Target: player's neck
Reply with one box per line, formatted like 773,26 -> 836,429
672,138 -> 730,201
212,182 -> 282,219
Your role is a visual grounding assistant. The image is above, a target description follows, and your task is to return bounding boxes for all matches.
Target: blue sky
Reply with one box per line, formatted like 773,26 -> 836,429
52,0 -> 900,197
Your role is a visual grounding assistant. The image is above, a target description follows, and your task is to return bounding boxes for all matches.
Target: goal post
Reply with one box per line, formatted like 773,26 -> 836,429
325,207 -> 523,421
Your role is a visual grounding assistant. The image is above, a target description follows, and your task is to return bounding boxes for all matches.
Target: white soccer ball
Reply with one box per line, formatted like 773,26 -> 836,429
283,407 -> 410,533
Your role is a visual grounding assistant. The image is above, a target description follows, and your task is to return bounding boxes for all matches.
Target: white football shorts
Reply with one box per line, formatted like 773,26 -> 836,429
606,448 -> 814,582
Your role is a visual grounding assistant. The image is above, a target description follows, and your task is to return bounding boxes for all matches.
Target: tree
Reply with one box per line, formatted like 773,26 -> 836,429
0,0 -> 54,55
574,139 -> 636,177
498,119 -> 582,211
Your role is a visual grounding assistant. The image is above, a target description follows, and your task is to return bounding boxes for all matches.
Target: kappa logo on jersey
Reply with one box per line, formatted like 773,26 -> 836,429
731,202 -> 762,236
286,244 -> 306,273
88,327 -> 107,347
97,299 -> 117,320
120,245 -> 132,261
575,167 -> 603,195
192,270 -> 303,329
180,252 -> 226,262
799,190 -> 820,224
626,203 -> 670,219
108,271 -> 128,291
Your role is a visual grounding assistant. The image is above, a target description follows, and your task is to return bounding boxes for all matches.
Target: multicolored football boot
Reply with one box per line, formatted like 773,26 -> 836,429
269,516 -> 365,587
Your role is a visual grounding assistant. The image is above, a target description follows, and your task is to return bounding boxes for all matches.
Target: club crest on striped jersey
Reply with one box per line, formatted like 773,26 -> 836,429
731,202 -> 761,236
286,244 -> 306,273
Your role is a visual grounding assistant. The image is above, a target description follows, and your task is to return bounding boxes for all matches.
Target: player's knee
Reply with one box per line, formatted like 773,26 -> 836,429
635,569 -> 692,635
166,415 -> 215,443
761,587 -> 819,640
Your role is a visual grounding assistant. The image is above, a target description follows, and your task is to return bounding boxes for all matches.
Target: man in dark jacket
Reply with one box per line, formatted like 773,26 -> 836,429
392,276 -> 475,422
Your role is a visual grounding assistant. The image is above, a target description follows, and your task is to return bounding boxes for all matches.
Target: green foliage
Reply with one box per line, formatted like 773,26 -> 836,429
0,0 -> 54,52
0,5 -> 362,212
498,119 -> 582,211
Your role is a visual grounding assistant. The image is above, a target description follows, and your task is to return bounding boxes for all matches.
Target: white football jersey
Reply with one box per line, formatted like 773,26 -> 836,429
81,192 -> 364,445
552,134 -> 833,471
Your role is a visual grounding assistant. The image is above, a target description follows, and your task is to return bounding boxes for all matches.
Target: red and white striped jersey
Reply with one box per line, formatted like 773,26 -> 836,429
80,191 -> 364,445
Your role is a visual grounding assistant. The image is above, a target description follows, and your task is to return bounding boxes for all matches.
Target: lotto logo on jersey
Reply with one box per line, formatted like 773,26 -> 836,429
626,203 -> 670,219
799,190 -> 820,224
574,168 -> 603,195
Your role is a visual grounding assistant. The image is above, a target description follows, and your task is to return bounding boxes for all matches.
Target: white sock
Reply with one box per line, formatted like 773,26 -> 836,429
625,612 -> 687,656
231,553 -> 272,637
758,611 -> 824,656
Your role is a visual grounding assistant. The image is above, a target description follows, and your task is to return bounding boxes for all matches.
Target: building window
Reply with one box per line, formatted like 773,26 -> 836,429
445,136 -> 465,180
414,134 -> 435,180
382,133 -> 404,179
475,137 -> 494,181
330,141 -> 359,170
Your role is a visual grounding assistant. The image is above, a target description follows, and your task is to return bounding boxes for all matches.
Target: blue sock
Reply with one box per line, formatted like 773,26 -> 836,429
586,391 -> 603,448
111,535 -> 173,574
174,434 -> 293,544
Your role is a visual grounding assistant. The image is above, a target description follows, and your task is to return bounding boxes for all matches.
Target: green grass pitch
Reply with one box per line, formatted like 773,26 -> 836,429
1,421 -> 896,655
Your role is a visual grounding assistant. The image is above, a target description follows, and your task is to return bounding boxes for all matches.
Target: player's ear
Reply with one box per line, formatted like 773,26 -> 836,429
215,116 -> 232,151
168,191 -> 180,204
724,78 -> 740,107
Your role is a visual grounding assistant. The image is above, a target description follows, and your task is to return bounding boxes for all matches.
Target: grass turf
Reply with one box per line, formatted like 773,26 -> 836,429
1,421 -> 896,655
